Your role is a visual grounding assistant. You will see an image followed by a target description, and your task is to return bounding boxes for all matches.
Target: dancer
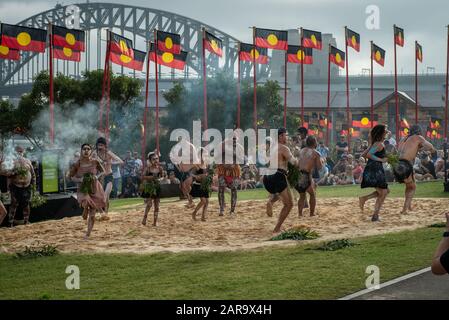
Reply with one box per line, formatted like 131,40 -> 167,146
92,137 -> 123,219
170,138 -> 197,208
190,148 -> 210,221
393,124 -> 435,214
263,128 -> 299,234
216,135 -> 243,216
141,152 -> 163,226
0,154 -> 7,225
69,143 -> 106,238
7,146 -> 36,226
296,136 -> 324,217
359,125 -> 390,222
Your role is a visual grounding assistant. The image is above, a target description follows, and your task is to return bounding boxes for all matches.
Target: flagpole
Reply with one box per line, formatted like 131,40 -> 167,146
284,50 -> 287,128
154,29 -> 160,154
142,40 -> 151,167
445,25 -> 449,140
237,42 -> 241,128
252,27 -> 257,136
370,41 -> 374,129
326,44 -> 331,146
344,26 -> 351,152
48,23 -> 54,145
202,27 -> 208,133
394,25 -> 399,142
105,30 -> 111,142
300,27 -> 304,124
415,41 -> 418,124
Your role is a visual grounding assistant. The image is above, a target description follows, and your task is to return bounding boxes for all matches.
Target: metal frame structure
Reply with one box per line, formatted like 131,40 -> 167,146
0,2 -> 269,87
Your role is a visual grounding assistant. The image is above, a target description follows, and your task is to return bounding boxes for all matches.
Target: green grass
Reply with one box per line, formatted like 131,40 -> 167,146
0,227 -> 443,300
110,180 -> 448,210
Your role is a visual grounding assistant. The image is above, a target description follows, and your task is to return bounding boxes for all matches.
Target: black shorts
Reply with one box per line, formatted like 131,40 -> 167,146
190,183 -> 210,198
295,170 -> 312,194
175,166 -> 191,183
440,248 -> 449,274
263,169 -> 288,195
102,174 -> 114,190
9,184 -> 32,207
393,159 -> 414,183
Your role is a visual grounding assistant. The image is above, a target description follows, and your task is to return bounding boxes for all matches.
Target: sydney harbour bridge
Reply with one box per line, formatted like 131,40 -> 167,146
0,2 -> 270,97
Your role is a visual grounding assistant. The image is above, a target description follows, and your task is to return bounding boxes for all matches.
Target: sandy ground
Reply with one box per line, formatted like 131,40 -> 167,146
0,197 -> 448,254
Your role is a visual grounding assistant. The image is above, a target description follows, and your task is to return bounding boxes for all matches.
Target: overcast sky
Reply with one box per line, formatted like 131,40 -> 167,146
1,0 -> 448,75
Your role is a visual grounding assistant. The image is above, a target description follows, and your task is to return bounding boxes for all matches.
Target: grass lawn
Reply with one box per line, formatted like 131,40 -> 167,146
110,180 -> 448,210
0,226 -> 444,300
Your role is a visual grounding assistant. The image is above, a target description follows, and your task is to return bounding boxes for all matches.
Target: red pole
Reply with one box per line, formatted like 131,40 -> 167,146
142,40 -> 151,167
105,54 -> 111,142
370,41 -> 374,129
445,26 -> 449,139
415,41 -> 418,124
345,27 -> 351,152
202,28 -> 208,132
154,29 -> 160,154
394,25 -> 400,142
326,44 -> 331,146
237,42 -> 241,128
300,28 -> 304,124
252,27 -> 257,135
48,24 -> 54,145
284,51 -> 287,128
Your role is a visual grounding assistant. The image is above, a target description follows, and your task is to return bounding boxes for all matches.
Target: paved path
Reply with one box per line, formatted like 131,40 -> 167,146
340,268 -> 449,300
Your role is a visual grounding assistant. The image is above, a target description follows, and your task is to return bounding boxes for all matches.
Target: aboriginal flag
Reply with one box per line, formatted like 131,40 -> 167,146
352,114 -> 378,128
110,49 -> 146,71
255,28 -> 288,51
1,23 -> 47,53
430,117 -> 442,129
329,46 -> 345,68
394,26 -> 404,47
287,45 -> 313,64
52,25 -> 85,51
157,30 -> 181,54
0,45 -> 20,60
346,28 -> 360,52
371,43 -> 385,66
416,42 -> 423,63
53,46 -> 81,62
239,43 -> 268,64
109,32 -> 134,58
204,31 -> 223,57
302,29 -> 322,50
149,43 -> 187,70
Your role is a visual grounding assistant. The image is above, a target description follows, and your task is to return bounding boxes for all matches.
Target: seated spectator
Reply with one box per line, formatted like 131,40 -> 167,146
384,140 -> 397,154
431,212 -> 449,275
122,176 -> 138,198
332,155 -> 348,175
317,141 -> 330,159
168,171 -> 180,184
416,153 -> 437,181
336,136 -> 349,159
352,159 -> 364,184
160,170 -> 171,185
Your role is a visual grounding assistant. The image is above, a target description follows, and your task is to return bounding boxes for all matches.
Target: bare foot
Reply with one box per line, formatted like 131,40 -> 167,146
310,212 -> 316,217
359,197 -> 365,212
400,210 -> 408,215
192,212 -> 197,221
201,217 -> 206,222
371,214 -> 380,222
152,222 -> 157,227
266,202 -> 273,217
298,212 -> 303,218
142,219 -> 147,226
219,211 -> 224,216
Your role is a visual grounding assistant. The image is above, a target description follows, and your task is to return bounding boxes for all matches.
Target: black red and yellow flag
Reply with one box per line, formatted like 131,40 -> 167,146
239,43 -> 268,64
416,42 -> 423,63
346,28 -> 360,52
0,23 -> 47,53
371,43 -> 385,66
255,28 -> 288,51
52,25 -> 85,51
329,46 -> 345,68
53,46 -> 81,62
287,45 -> 313,64
157,30 -> 181,54
430,117 -> 442,129
352,114 -> 378,128
0,44 -> 20,60
110,49 -> 146,71
427,127 -> 442,139
394,26 -> 404,47
204,31 -> 223,57
109,32 -> 134,58
302,29 -> 322,50
149,43 -> 188,70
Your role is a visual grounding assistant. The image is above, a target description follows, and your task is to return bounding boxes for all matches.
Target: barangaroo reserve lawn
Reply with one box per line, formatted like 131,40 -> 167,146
0,181 -> 447,254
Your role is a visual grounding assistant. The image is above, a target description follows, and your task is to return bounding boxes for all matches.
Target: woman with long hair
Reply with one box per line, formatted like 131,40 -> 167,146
359,125 -> 390,222
190,148 -> 210,221
141,152 -> 163,226
69,143 -> 106,238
